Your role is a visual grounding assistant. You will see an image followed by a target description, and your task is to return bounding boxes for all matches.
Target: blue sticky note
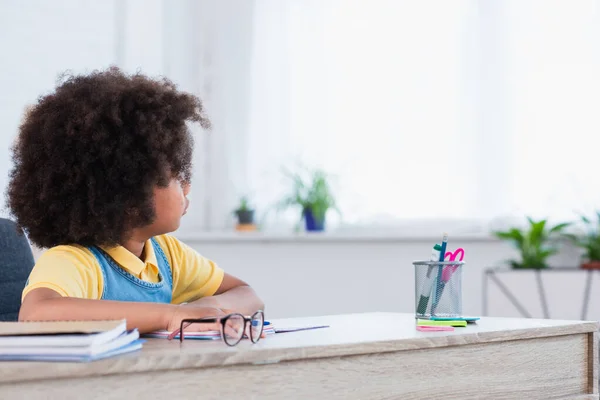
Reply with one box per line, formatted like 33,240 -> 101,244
430,316 -> 479,323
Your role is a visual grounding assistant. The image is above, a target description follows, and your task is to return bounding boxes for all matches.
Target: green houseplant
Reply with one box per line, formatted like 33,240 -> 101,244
567,212 -> 600,270
493,217 -> 570,269
277,167 -> 339,232
233,196 -> 255,226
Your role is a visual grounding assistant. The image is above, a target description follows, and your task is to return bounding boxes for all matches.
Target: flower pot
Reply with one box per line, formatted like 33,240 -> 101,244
581,261 -> 600,270
303,208 -> 325,232
235,210 -> 255,225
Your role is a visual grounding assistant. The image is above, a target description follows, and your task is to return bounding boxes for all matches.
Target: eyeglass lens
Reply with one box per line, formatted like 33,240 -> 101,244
250,311 -> 264,343
223,314 -> 245,346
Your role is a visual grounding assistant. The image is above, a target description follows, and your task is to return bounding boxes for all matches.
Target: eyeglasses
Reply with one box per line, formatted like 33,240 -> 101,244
178,310 -> 265,346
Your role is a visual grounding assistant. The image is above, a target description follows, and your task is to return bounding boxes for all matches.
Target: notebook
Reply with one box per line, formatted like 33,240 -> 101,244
0,319 -> 144,362
0,320 -> 128,347
0,339 -> 144,362
144,325 -> 276,340
0,319 -> 126,337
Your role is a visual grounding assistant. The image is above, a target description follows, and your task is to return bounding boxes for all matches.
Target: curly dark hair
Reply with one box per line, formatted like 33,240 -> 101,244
6,67 -> 210,248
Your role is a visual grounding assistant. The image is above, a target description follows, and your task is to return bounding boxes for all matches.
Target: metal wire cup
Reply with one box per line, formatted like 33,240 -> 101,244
414,260 -> 464,319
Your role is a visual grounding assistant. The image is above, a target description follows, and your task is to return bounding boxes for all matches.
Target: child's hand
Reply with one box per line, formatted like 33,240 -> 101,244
166,304 -> 268,341
166,304 -> 232,340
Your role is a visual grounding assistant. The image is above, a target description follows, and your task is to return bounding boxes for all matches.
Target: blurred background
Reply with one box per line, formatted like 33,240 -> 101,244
2,0 -> 600,320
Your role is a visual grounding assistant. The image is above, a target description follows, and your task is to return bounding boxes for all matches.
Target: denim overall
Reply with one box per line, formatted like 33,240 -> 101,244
88,238 -> 173,303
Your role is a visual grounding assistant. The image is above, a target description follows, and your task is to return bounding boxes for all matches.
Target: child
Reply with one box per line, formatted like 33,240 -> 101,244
7,67 -> 264,334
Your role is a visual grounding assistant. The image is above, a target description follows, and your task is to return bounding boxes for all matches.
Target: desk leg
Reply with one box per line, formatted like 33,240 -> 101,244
588,331 -> 598,396
582,270 -> 593,321
483,270 -> 489,316
535,270 -> 550,319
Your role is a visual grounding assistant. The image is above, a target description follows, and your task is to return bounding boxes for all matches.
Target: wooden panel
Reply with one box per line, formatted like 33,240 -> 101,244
589,331 -> 599,395
1,333 -> 594,400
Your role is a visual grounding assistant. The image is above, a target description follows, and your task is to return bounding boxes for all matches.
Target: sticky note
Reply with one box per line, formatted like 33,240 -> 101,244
416,325 -> 454,332
430,316 -> 479,322
417,319 -> 467,327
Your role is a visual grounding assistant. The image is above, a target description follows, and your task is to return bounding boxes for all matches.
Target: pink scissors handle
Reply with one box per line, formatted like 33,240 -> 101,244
442,248 -> 465,282
444,247 -> 464,262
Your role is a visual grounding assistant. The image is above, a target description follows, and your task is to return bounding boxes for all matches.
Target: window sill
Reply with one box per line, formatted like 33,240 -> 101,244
173,230 -> 499,244
173,217 -> 524,244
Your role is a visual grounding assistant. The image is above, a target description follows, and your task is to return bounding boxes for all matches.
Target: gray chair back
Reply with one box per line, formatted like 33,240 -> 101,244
0,218 -> 35,321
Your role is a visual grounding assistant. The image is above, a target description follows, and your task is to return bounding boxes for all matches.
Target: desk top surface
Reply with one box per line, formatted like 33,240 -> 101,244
0,312 -> 597,385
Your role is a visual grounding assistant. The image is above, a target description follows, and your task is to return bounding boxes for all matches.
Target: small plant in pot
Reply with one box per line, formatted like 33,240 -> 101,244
233,196 -> 255,229
278,167 -> 339,232
493,217 -> 571,269
566,212 -> 600,270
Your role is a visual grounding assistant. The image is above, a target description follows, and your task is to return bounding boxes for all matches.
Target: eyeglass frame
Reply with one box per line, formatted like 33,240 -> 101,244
178,310 -> 265,346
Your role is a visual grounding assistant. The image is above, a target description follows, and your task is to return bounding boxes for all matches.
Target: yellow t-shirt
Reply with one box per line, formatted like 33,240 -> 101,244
22,234 -> 224,304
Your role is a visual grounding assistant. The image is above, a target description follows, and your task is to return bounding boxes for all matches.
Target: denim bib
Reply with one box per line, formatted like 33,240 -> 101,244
88,238 -> 173,303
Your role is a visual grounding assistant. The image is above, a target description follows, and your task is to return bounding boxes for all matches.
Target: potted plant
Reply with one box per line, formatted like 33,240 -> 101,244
278,167 -> 339,232
567,212 -> 600,270
493,217 -> 571,269
233,196 -> 255,228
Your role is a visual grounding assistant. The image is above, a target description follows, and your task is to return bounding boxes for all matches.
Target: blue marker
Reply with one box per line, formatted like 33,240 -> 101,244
431,232 -> 448,314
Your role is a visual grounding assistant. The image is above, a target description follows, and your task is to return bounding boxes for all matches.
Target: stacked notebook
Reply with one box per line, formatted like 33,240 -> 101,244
0,320 -> 143,362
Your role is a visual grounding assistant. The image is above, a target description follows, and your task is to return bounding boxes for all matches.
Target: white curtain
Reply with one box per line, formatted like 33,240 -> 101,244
218,0 -> 600,233
502,0 -> 600,221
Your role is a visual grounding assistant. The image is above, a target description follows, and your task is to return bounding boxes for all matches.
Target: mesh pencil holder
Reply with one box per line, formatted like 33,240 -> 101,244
413,260 -> 464,319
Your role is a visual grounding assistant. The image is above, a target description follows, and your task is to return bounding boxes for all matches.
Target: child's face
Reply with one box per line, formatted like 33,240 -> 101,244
151,178 -> 191,234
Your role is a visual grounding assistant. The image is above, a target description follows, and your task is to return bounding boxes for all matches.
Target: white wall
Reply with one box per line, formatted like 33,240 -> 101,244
180,235 -> 600,322
28,233 -> 597,321
0,0 -> 117,217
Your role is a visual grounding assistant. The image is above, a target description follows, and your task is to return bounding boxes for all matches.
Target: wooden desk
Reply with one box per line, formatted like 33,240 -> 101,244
0,312 -> 597,399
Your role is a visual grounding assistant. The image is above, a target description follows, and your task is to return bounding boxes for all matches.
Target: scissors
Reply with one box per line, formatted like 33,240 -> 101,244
431,247 -> 465,314
442,248 -> 464,283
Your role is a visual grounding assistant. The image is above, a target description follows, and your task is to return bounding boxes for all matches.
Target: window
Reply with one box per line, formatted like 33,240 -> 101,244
247,1 -> 477,229
231,0 -> 600,232
4,1 -> 599,234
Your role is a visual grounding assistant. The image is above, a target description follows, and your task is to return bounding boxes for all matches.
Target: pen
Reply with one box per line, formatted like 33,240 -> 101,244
432,261 -> 456,312
431,233 -> 448,315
